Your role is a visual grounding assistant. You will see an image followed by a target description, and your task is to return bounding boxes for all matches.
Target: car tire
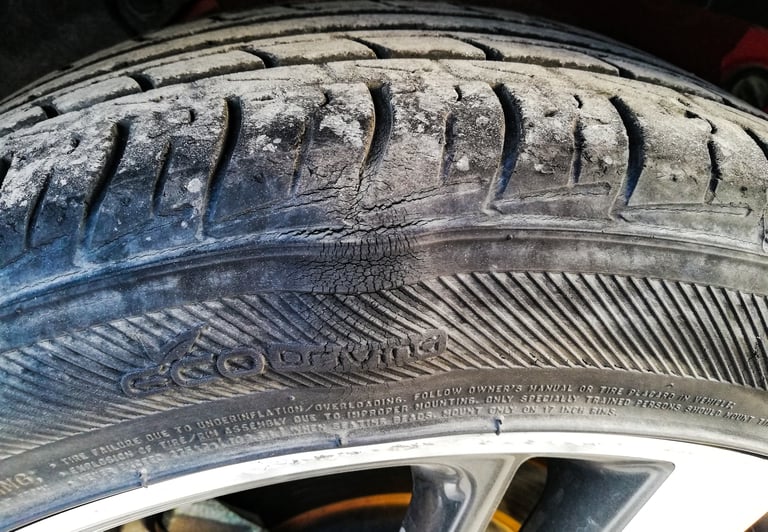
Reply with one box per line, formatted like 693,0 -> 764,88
2,2 -> 768,529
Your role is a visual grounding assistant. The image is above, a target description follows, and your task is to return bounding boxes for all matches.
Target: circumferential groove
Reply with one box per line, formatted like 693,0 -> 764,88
83,121 -> 131,247
492,84 -> 522,197
205,96 -> 243,225
609,96 -> 644,204
359,84 -> 393,186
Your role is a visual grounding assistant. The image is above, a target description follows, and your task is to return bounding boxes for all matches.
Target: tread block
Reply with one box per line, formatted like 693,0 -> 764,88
207,84 -> 328,227
0,106 -> 47,137
440,81 -> 505,189
620,94 -> 713,207
293,83 -> 374,196
51,77 -> 143,113
464,34 -> 619,75
89,100 -> 227,257
600,56 -> 721,101
707,120 -> 768,209
491,76 -> 629,218
0,122 -> 111,264
142,50 -> 265,87
358,79 -> 461,208
28,122 -> 117,253
347,31 -> 486,60
497,81 -> 579,195
246,35 -> 376,65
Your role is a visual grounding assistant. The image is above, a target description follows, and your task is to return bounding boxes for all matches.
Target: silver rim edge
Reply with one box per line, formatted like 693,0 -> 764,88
18,432 -> 768,532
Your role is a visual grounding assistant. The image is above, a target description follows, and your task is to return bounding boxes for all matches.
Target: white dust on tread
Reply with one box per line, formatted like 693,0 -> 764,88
255,135 -> 282,152
319,113 -> 365,148
0,167 -> 32,208
186,178 -> 203,193
142,50 -> 265,88
0,106 -> 47,137
52,77 -> 143,114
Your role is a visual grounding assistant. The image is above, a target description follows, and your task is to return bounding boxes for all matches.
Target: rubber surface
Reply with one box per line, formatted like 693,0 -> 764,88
1,2 -> 768,529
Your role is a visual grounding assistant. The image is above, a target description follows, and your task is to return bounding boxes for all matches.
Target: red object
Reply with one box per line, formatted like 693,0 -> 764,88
183,0 -> 221,21
721,26 -> 768,81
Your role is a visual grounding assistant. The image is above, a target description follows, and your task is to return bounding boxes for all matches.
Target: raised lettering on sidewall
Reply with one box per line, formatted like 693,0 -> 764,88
120,327 -> 447,397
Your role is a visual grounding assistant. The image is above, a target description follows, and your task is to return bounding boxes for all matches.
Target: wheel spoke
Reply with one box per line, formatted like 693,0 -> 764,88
622,444 -> 768,532
163,499 -> 264,532
17,432 -> 768,532
521,459 -> 672,532
402,456 -> 522,532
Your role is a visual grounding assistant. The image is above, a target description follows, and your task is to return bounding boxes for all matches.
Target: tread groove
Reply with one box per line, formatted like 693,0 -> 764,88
128,73 -> 155,91
359,84 -> 393,191
439,112 -> 458,183
151,141 -> 173,215
744,127 -> 768,163
609,96 -> 644,205
291,117 -> 315,195
60,10 -> 645,81
705,140 -> 723,204
0,155 -> 11,193
600,59 -> 637,80
346,37 -> 391,59
83,121 -> 131,249
454,37 -> 503,61
571,118 -> 585,184
38,103 -> 59,118
244,49 -> 279,68
25,172 -> 53,250
491,84 -> 522,198
205,96 -> 243,226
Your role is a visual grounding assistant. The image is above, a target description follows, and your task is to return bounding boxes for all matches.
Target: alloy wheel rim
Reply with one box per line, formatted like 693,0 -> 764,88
18,431 -> 768,532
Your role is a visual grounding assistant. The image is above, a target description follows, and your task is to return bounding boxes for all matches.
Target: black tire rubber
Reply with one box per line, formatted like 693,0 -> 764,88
2,2 -> 768,528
